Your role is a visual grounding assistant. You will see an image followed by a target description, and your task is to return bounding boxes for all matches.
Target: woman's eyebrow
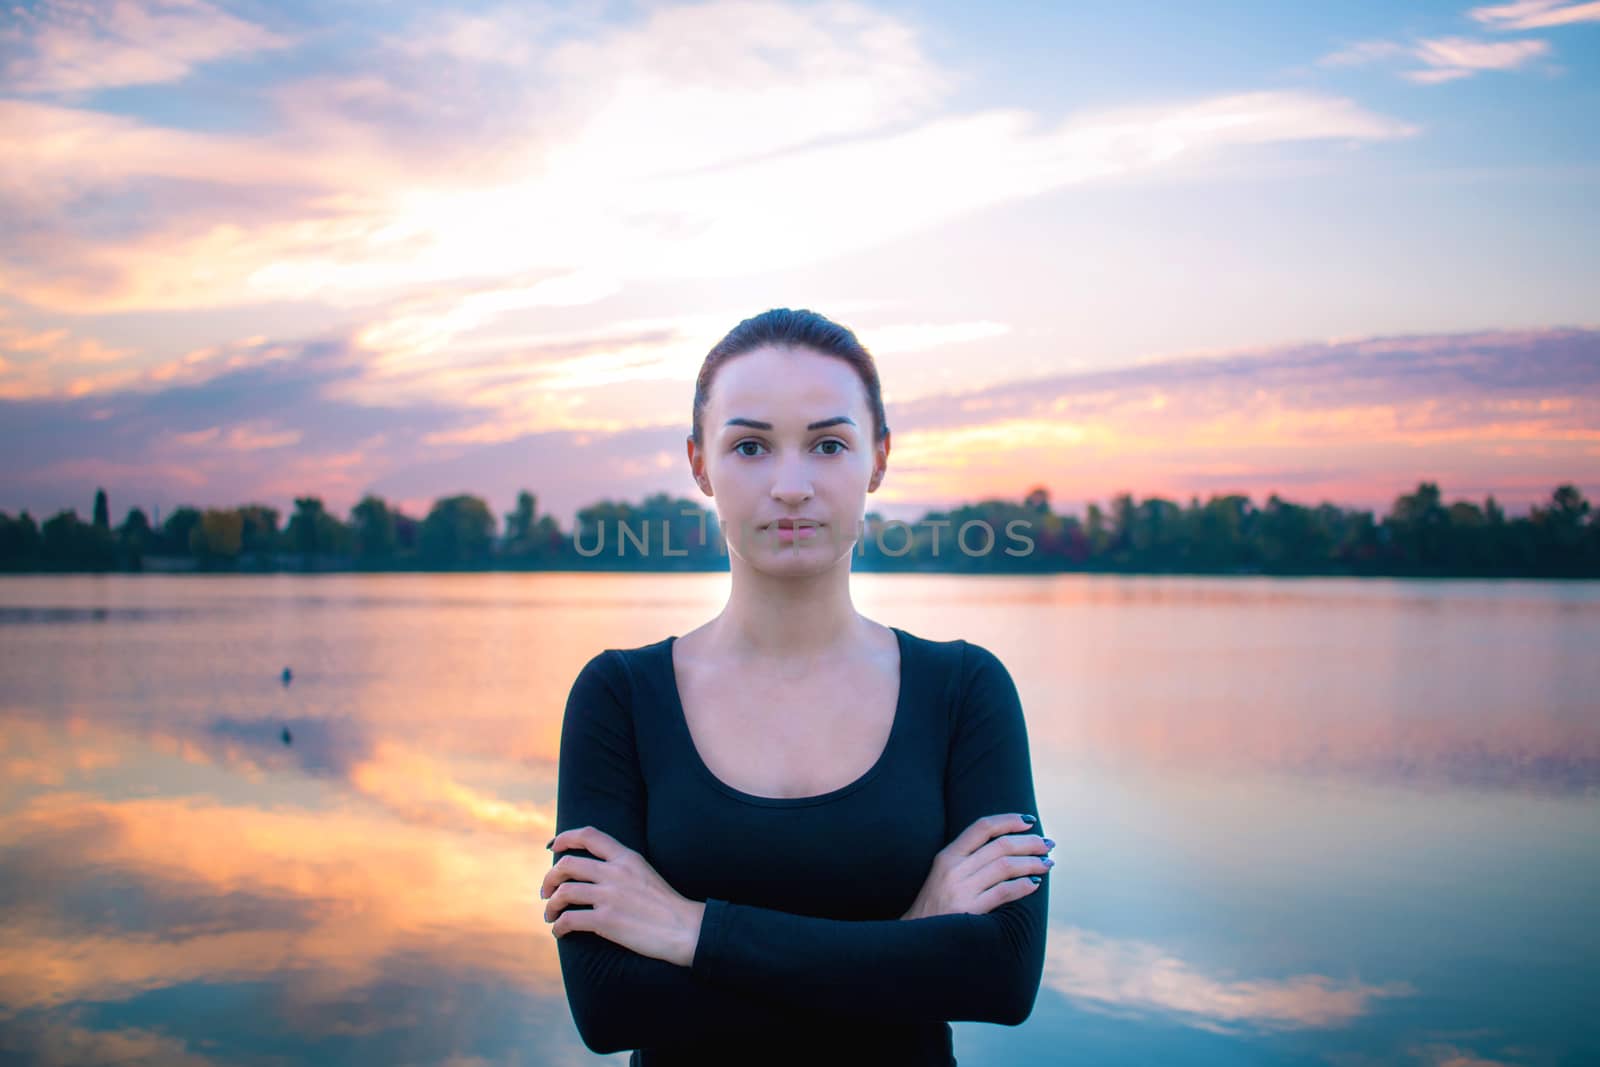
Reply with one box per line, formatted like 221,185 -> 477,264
724,416 -> 856,431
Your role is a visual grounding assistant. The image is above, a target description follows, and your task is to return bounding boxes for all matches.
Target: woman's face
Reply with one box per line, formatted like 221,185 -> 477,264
689,343 -> 888,572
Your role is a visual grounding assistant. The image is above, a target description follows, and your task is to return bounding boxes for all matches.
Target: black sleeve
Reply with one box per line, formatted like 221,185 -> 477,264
686,639 -> 1050,1025
552,650 -> 825,1054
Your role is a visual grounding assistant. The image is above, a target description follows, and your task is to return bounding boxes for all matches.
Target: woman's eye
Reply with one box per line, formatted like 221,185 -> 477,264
733,439 -> 846,457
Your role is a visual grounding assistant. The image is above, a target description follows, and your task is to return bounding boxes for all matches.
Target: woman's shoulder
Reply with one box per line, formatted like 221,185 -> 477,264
596,633 -> 673,659
563,639 -> 669,726
571,635 -> 668,678
567,633 -> 680,698
893,624 -> 1004,672
891,629 -> 1023,736
577,627 -> 1006,679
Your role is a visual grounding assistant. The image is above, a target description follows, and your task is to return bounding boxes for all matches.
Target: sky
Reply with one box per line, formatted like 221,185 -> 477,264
1,0 -> 1597,529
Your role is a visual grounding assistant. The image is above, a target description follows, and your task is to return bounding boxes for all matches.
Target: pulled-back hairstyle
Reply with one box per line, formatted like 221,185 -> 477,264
690,308 -> 890,450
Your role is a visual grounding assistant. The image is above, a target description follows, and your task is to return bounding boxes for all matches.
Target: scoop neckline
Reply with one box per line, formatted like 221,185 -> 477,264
661,625 -> 910,808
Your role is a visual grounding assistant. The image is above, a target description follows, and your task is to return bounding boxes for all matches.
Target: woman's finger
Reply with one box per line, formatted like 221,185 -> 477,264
952,812 -> 1037,859
971,827 -> 1051,869
550,825 -> 628,861
975,848 -> 1052,893
972,874 -> 1044,913
544,878 -> 600,923
540,854 -> 605,899
551,904 -> 599,939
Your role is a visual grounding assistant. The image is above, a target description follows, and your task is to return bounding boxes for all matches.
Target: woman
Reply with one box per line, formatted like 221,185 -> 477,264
541,308 -> 1053,1066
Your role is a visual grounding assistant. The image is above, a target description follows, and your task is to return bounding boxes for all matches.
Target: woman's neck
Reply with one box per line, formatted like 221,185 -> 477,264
708,563 -> 869,661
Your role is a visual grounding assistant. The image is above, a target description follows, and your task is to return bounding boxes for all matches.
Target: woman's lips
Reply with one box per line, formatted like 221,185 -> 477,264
772,525 -> 819,541
762,521 -> 823,542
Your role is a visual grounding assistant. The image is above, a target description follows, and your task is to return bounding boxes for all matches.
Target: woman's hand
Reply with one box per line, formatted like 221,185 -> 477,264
901,813 -> 1054,920
541,826 -> 707,967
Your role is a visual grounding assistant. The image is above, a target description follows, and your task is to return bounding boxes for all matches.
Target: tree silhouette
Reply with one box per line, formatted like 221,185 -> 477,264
3,479 -> 1595,576
420,495 -> 495,566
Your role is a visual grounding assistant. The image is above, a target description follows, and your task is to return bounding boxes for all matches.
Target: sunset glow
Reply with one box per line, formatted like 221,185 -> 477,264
1,1 -> 1596,523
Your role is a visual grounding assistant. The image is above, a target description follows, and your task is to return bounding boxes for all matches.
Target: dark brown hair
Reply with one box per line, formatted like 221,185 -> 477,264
690,308 -> 890,450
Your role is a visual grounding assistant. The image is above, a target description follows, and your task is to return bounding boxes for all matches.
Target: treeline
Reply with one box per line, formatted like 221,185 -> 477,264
1,481 -> 1597,578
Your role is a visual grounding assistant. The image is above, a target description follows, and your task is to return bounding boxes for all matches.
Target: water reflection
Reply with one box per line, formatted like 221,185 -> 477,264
0,605 -> 202,624
0,574 -> 1595,1065
1041,926 -> 1415,1032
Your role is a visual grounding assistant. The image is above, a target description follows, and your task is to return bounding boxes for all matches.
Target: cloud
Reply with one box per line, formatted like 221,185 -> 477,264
0,0 -> 1416,316
164,420 -> 303,451
895,327 -> 1600,436
0,1012 -> 227,1067
347,742 -> 553,835
1469,0 -> 1600,30
1407,1042 -> 1525,1067
0,316 -> 140,399
5,324 -> 1597,525
909,328 -> 1600,430
342,304 -> 1004,445
537,0 -> 949,175
0,790 -> 564,1017
0,718 -> 122,791
381,6 -> 553,67
869,321 -> 1013,355
1402,36 -> 1551,83
0,332 -> 459,516
189,718 -> 555,835
350,272 -> 628,363
2,699 -> 556,840
1044,926 -> 1414,1033
1319,40 -> 1413,67
879,326 -> 1600,515
0,0 -> 290,95
1318,34 -> 1551,83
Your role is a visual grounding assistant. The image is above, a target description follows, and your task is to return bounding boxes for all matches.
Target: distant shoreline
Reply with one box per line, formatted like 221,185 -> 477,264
5,480 -> 1597,579
3,564 -> 1596,581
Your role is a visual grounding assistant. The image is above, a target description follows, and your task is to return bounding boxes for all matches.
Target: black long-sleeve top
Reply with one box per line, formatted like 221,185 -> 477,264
551,625 -> 1049,1066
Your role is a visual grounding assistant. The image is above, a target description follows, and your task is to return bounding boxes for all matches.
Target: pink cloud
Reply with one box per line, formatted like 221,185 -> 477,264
0,5 -> 1416,315
1043,926 -> 1413,1033
1318,31 -> 1554,83
1470,0 -> 1600,30
1,0 -> 290,94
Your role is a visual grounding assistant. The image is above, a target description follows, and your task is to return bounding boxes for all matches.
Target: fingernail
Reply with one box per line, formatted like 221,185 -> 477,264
1043,838 -> 1056,849
545,837 -> 554,849
1020,814 -> 1036,825
1028,875 -> 1042,884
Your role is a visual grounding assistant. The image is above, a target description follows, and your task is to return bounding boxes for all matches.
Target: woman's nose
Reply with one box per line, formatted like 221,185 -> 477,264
770,455 -> 813,500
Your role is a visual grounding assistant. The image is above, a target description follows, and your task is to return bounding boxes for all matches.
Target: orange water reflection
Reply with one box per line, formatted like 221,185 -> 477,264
1,573 -> 1595,1064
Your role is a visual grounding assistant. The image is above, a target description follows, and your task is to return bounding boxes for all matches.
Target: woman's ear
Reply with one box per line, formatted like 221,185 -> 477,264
868,435 -> 889,491
686,434 -> 711,494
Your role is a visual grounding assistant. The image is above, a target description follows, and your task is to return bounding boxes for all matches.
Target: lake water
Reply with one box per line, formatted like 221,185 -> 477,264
1,573 -> 1596,1066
